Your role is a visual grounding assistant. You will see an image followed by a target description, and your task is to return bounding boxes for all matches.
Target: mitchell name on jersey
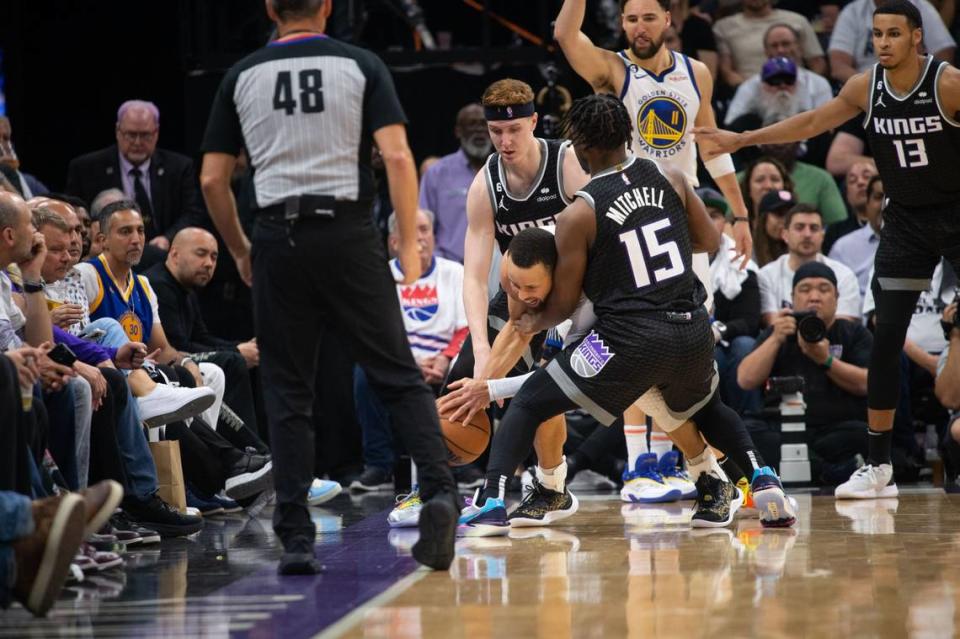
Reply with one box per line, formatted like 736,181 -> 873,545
605,184 -> 666,225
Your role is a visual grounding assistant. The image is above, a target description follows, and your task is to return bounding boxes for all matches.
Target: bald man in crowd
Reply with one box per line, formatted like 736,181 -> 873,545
145,227 -> 264,450
65,100 -> 207,267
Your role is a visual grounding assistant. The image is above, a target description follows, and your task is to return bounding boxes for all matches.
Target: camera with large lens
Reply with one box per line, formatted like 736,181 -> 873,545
791,309 -> 827,343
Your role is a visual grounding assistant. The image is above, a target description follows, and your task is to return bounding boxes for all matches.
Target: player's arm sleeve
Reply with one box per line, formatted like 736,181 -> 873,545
363,54 -> 407,132
200,68 -> 245,155
836,267 -> 864,320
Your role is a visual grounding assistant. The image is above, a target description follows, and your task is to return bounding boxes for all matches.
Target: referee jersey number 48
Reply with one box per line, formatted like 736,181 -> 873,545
201,35 -> 407,209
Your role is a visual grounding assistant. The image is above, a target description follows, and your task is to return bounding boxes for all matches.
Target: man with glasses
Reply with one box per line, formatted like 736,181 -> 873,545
65,100 -> 207,267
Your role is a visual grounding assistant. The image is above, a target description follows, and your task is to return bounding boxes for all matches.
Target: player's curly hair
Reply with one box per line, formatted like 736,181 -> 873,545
561,93 -> 633,152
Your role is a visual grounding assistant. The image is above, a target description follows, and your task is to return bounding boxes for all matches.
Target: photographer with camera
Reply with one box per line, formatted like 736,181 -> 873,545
738,262 -> 871,486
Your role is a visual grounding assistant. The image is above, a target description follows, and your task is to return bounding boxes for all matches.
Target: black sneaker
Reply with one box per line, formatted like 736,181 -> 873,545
110,511 -> 160,545
121,496 -> 204,538
224,454 -> 273,500
278,536 -> 322,576
349,466 -> 394,492
691,473 -> 742,529
508,479 -> 579,527
411,492 -> 458,571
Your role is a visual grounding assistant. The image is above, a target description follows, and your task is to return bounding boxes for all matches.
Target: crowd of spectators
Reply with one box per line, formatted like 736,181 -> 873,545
3,0 -> 960,616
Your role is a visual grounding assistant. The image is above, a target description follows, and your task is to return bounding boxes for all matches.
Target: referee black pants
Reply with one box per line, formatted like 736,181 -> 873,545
251,212 -> 457,551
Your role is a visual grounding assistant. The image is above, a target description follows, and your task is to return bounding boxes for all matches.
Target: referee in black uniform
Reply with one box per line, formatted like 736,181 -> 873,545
199,0 -> 459,575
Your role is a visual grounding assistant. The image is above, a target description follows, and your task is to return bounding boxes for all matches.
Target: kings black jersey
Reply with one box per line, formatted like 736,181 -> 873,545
484,138 -> 574,253
864,56 -> 960,207
577,155 -> 705,318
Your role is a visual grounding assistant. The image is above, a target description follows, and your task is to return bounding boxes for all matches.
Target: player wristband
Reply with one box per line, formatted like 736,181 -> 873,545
731,216 -> 749,224
818,354 -> 834,371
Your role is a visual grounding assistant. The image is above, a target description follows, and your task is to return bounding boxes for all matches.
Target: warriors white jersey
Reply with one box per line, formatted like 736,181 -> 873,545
618,49 -> 701,187
617,50 -> 713,311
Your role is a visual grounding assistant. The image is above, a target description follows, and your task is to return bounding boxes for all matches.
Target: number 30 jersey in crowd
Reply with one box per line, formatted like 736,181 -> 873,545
864,55 -> 960,207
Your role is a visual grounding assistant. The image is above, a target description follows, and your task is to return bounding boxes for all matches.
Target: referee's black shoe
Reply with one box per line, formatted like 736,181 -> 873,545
412,492 -> 458,570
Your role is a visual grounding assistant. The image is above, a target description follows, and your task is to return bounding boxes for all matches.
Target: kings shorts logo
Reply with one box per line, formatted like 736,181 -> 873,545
570,331 -> 614,378
636,94 -> 687,154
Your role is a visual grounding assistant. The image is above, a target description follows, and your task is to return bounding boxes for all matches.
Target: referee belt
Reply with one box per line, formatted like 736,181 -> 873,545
255,195 -> 372,222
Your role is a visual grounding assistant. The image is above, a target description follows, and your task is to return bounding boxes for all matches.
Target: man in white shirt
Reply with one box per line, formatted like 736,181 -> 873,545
759,203 -> 862,325
828,0 -> 956,82
725,25 -> 834,126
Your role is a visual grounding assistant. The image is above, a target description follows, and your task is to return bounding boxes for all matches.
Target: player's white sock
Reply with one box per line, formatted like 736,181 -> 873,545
537,458 -> 567,493
650,430 -> 673,459
687,447 -> 728,482
624,424 -> 649,469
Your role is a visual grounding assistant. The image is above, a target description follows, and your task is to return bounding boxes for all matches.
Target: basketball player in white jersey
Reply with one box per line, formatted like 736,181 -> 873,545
555,0 -> 757,502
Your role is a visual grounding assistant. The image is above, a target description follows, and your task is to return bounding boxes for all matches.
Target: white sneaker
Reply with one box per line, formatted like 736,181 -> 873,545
138,384 -> 216,428
387,486 -> 422,528
834,463 -> 898,500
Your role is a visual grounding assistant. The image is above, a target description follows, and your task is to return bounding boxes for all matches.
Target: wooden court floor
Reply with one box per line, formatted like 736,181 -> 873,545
335,492 -> 960,639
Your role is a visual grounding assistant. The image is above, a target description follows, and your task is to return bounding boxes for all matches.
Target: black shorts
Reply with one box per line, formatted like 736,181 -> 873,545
874,200 -> 960,291
545,310 -> 716,426
443,288 -> 547,391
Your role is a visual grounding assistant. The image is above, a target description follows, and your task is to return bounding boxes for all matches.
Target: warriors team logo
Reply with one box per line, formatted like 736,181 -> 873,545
400,284 -> 439,322
118,310 -> 144,342
636,96 -> 686,150
570,331 -> 614,378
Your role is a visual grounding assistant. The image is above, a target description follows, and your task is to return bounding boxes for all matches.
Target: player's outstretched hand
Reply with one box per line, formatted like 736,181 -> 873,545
691,127 -> 743,159
438,377 -> 491,425
730,219 -> 753,270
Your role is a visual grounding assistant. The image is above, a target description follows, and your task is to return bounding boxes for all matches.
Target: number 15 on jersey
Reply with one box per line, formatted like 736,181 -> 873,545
619,218 -> 685,289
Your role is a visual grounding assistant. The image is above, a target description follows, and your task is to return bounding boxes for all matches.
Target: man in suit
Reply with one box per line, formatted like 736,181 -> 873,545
65,100 -> 206,267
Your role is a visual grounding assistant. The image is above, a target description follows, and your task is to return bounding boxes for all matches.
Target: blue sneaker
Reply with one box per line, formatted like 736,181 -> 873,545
457,490 -> 510,537
657,451 -> 697,499
750,467 -> 797,528
186,486 -> 224,516
308,479 -> 343,506
620,453 -> 682,503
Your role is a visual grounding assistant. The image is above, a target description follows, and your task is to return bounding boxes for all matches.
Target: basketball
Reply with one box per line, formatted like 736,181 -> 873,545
440,410 -> 491,466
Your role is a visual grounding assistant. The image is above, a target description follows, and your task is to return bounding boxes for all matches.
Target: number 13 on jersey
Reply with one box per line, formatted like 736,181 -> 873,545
619,218 -> 685,288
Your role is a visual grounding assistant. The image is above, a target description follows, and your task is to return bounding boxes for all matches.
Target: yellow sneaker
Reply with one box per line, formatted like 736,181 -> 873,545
735,477 -> 757,518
